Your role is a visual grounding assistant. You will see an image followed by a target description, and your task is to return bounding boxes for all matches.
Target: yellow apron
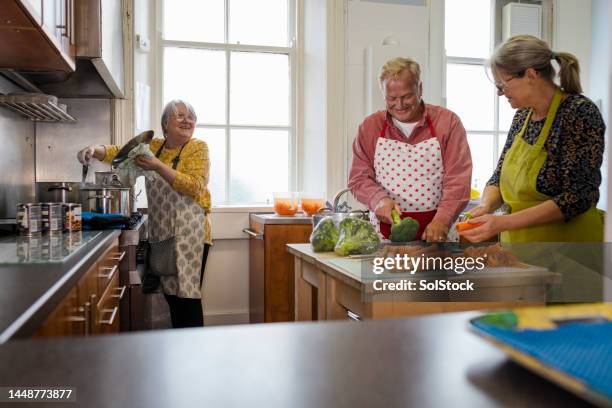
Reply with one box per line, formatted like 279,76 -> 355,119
499,89 -> 603,243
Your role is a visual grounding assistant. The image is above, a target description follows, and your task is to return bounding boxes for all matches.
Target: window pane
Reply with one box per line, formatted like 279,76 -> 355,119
467,133 -> 495,191
163,0 -> 224,42
194,128 -> 226,205
499,96 -> 516,131
229,0 -> 288,46
446,64 -> 494,131
230,52 -> 290,126
230,129 -> 289,203
445,0 -> 491,58
164,47 -> 226,125
498,131 -> 510,158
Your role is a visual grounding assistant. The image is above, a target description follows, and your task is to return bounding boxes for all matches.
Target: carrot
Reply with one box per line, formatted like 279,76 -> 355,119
456,221 -> 484,232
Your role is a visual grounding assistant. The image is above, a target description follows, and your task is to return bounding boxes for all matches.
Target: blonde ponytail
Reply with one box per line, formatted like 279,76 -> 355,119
555,52 -> 582,94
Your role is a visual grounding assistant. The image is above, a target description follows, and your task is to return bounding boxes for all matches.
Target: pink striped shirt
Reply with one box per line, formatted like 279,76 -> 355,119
348,104 -> 472,227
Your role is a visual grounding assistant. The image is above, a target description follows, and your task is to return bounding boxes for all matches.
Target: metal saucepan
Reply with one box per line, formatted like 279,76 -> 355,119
36,182 -> 81,203
81,186 -> 132,217
94,171 -> 124,187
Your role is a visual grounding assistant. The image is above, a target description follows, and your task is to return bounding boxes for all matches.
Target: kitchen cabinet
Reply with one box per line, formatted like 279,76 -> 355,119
0,0 -> 76,72
247,214 -> 313,323
289,244 -> 559,321
35,238 -> 125,338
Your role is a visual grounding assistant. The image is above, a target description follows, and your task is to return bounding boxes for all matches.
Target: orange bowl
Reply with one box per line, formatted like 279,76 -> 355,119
273,192 -> 299,216
301,198 -> 325,216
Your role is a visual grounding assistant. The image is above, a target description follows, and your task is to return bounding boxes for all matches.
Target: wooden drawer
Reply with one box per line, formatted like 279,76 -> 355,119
96,244 -> 125,299
34,286 -> 84,338
326,275 -> 364,320
94,271 -> 121,335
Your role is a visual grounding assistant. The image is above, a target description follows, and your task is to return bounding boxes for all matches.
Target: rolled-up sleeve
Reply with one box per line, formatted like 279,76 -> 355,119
101,145 -> 120,164
347,122 -> 388,211
433,115 -> 472,227
172,140 -> 209,199
552,102 -> 605,220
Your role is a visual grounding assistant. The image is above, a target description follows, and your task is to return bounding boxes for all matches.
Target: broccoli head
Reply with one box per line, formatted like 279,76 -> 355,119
390,209 -> 420,242
310,217 -> 339,252
334,218 -> 381,256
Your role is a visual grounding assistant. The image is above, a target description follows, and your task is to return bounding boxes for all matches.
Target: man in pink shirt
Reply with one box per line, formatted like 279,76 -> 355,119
348,57 -> 472,242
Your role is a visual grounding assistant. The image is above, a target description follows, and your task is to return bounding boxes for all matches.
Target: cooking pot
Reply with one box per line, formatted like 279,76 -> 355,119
81,185 -> 132,217
36,182 -> 81,203
94,171 -> 123,187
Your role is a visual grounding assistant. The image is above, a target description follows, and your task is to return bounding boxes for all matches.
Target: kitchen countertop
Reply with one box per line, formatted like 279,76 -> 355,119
250,212 -> 313,225
0,312 -> 593,407
0,229 -> 121,343
287,243 -> 560,297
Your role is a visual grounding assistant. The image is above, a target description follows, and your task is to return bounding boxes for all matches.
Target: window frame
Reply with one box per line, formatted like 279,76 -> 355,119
444,0 -> 506,190
155,0 -> 297,206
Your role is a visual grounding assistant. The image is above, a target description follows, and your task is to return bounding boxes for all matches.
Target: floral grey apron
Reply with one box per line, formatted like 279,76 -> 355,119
146,140 -> 206,299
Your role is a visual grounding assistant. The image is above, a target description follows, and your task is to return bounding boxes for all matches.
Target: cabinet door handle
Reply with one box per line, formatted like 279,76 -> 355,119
347,310 -> 361,321
67,305 -> 87,335
82,302 -> 91,335
109,251 -> 126,262
97,265 -> 117,280
99,307 -> 118,325
242,228 -> 263,240
112,285 -> 127,300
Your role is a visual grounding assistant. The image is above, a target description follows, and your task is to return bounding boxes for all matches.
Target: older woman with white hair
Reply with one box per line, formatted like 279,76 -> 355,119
77,99 -> 212,328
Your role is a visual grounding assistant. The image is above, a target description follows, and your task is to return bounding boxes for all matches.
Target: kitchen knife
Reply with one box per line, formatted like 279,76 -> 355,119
111,130 -> 155,168
82,163 -> 89,184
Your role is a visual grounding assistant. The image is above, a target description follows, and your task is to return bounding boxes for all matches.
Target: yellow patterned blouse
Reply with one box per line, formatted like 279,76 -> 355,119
103,138 -> 212,244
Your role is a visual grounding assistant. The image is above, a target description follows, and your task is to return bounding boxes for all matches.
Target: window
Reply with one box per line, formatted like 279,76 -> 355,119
161,0 -> 295,205
444,0 -> 517,191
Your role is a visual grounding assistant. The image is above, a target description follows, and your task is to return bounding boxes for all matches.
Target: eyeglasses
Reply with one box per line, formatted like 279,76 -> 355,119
494,71 -> 525,93
171,113 -> 196,123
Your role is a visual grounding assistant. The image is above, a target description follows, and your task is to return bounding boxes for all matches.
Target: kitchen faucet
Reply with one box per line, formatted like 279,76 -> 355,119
332,188 -> 352,213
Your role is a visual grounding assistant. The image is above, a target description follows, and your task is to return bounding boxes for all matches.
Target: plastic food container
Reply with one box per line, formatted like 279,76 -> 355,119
273,192 -> 300,216
301,193 -> 325,216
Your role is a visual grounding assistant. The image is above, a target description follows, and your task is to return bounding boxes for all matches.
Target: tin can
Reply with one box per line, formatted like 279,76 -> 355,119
42,233 -> 63,260
28,235 -> 43,261
16,203 -> 42,236
41,202 -> 63,234
64,230 -> 83,250
63,203 -> 82,232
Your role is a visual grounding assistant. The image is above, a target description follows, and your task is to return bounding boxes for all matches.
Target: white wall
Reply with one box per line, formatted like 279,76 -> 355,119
552,0 -> 592,93
590,0 -> 609,211
298,0 -> 328,195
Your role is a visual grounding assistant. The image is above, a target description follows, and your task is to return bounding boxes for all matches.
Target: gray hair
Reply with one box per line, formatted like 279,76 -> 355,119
160,99 -> 198,137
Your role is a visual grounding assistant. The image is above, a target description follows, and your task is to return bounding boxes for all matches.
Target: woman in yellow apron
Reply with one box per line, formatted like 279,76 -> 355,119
461,35 -> 605,244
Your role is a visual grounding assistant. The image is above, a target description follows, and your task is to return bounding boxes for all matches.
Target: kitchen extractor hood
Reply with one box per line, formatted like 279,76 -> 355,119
0,0 -> 125,99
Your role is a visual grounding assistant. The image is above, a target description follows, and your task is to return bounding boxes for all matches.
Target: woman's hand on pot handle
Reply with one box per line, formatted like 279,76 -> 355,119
134,155 -> 163,171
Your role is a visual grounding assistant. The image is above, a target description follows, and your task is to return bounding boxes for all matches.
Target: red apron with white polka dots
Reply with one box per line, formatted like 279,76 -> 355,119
370,117 -> 444,240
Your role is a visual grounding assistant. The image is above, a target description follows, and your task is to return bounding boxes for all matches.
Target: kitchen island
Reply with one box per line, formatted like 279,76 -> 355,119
288,243 -> 560,321
0,229 -> 122,343
0,312 -> 592,407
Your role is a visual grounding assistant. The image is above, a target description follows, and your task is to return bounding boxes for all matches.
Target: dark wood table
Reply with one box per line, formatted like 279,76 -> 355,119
0,312 -> 595,407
